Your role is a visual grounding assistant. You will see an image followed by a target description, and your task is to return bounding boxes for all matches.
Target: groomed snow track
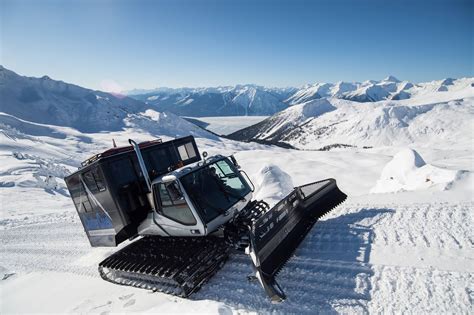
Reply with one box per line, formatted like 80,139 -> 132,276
1,200 -> 472,313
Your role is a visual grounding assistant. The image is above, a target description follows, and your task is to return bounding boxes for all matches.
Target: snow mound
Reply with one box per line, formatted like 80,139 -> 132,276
253,164 -> 294,207
371,148 -> 464,193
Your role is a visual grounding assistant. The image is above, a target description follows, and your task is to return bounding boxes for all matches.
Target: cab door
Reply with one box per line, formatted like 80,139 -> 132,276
153,181 -> 204,236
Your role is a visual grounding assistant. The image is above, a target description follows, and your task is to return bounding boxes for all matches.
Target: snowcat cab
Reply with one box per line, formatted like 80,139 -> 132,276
64,136 -> 201,247
136,154 -> 254,238
65,136 -> 347,302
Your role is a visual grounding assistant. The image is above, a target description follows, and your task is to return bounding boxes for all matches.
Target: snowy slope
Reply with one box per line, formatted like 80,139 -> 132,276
0,66 -> 214,137
229,82 -> 474,150
1,68 -> 473,314
0,66 -> 148,132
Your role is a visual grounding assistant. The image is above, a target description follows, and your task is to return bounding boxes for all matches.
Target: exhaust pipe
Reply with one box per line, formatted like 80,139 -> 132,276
129,139 -> 152,193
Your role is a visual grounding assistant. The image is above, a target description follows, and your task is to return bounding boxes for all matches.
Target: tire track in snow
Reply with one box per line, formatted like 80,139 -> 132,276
369,264 -> 473,314
1,215 -> 105,278
1,202 -> 471,313
368,202 -> 472,249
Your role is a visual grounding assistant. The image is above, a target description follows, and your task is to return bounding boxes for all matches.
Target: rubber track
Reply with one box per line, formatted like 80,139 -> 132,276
97,200 -> 270,297
98,236 -> 230,297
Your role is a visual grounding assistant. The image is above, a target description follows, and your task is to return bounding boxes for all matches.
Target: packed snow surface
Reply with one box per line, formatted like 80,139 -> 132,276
1,67 -> 473,314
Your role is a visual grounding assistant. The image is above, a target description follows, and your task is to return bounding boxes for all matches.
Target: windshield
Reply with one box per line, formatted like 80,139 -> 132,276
180,158 -> 251,224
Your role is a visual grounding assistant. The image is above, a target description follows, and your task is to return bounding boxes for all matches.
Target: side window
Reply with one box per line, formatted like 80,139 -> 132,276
177,142 -> 197,161
165,182 -> 186,205
93,168 -> 106,191
158,183 -> 172,206
82,200 -> 93,212
83,170 -> 98,193
185,143 -> 197,158
157,182 -> 196,225
83,168 -> 106,193
67,176 -> 93,213
177,145 -> 189,160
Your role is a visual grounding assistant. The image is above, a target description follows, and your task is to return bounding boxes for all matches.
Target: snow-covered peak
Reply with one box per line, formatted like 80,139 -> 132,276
288,77 -> 473,105
126,76 -> 473,117
0,66 -> 215,139
383,75 -> 401,83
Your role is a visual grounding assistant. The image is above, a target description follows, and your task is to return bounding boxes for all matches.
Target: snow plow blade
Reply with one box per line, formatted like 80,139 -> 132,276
248,179 -> 347,303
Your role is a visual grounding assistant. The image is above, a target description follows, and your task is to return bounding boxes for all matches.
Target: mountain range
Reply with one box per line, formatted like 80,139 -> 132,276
227,78 -> 474,150
1,65 -> 472,153
127,76 -> 469,117
129,85 -> 295,117
0,66 -> 211,138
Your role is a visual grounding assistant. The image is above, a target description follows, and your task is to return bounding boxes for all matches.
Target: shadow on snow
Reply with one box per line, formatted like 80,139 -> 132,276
194,207 -> 394,314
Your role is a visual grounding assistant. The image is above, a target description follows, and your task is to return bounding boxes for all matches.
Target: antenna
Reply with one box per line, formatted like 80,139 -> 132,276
112,139 -> 117,148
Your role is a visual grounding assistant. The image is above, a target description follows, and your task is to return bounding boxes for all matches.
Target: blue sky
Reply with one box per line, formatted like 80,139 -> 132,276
1,0 -> 472,91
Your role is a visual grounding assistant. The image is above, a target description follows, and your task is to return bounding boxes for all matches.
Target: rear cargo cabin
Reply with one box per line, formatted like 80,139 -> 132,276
64,136 -> 201,247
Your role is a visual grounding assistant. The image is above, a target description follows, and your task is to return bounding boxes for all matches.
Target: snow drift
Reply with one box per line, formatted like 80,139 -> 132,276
371,148 -> 465,193
253,164 -> 294,207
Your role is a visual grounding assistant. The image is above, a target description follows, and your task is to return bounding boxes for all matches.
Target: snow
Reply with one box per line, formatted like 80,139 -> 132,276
126,77 -> 474,118
370,148 -> 465,193
230,94 -> 474,151
285,77 -> 474,105
1,272 -> 237,314
253,164 -> 294,207
129,84 -> 292,117
382,75 -> 401,83
0,67 -> 473,314
185,116 -> 269,135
